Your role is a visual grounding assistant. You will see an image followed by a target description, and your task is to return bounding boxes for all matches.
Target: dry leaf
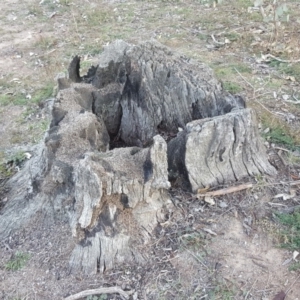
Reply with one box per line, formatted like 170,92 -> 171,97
204,196 -> 215,205
293,250 -> 299,261
274,191 -> 295,200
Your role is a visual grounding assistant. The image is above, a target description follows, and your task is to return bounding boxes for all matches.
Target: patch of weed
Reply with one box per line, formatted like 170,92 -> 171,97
289,261 -> 300,271
268,60 -> 300,81
0,150 -> 28,177
35,35 -> 58,51
8,151 -> 27,166
9,131 -> 25,144
13,94 -> 29,106
5,252 -> 30,271
276,210 -> 300,250
179,231 -> 207,253
0,94 -> 11,106
214,63 -> 251,77
31,83 -> 54,104
263,126 -> 297,150
222,81 -> 243,94
2,83 -> 54,108
86,10 -> 110,26
209,280 -> 235,299
0,92 -> 30,106
225,32 -> 240,42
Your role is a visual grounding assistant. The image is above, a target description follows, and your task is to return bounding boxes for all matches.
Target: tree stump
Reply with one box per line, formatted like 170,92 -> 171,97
0,40 -> 276,274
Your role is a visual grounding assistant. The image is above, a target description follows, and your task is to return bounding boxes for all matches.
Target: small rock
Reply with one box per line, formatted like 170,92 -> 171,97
218,201 -> 228,208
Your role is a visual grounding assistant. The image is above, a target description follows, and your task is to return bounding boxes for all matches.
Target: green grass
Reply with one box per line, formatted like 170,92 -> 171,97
222,81 -> 243,94
268,60 -> 300,81
275,210 -> 300,271
34,35 -> 58,51
0,94 -> 11,106
263,126 -> 298,150
208,280 -> 235,299
5,252 -> 30,271
31,83 -> 54,104
0,83 -> 54,107
276,210 -> 300,250
0,150 -> 28,178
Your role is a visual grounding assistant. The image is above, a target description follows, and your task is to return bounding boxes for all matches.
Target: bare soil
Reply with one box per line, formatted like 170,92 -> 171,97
1,0 -> 300,299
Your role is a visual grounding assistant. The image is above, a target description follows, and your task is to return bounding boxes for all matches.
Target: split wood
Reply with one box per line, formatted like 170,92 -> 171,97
64,286 -> 130,300
197,180 -> 300,197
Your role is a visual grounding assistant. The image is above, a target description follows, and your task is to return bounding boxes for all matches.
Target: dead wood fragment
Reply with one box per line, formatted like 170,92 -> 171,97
64,286 -> 130,300
197,183 -> 253,197
197,180 -> 300,198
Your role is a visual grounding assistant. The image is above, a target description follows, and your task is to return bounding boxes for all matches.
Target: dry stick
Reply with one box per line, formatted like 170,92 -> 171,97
37,49 -> 56,58
233,68 -> 281,117
210,34 -> 225,45
285,273 -> 300,296
254,99 -> 279,117
182,246 -> 210,271
244,279 -> 258,300
273,146 -> 292,153
264,53 -> 300,64
71,10 -> 80,42
63,286 -> 130,300
197,180 -> 300,198
283,99 -> 300,104
197,183 -> 253,197
233,67 -> 254,90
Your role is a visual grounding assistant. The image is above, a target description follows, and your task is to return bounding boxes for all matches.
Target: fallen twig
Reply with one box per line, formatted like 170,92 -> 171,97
273,146 -> 292,153
197,180 -> 300,198
283,99 -> 300,105
285,273 -> 300,296
64,286 -> 130,300
211,34 -> 225,45
244,279 -> 258,300
264,53 -> 300,63
234,67 -> 254,90
254,99 -> 279,116
197,183 -> 253,197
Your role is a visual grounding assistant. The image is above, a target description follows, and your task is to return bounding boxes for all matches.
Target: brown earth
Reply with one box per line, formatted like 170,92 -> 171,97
1,0 -> 300,299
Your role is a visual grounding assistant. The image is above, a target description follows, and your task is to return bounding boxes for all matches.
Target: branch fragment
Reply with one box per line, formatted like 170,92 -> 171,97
64,286 -> 130,300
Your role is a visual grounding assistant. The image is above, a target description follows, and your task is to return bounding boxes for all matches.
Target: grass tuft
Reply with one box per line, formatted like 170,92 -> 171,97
5,252 -> 30,271
222,81 -> 243,94
276,211 -> 300,250
263,126 -> 298,150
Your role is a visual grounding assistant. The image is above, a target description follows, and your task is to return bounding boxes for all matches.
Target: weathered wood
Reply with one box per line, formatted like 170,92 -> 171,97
68,135 -> 170,274
64,286 -> 130,300
0,40 -> 276,275
87,40 -> 245,146
168,109 -> 276,192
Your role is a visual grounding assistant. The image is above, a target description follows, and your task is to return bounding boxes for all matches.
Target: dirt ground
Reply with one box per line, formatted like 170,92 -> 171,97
1,0 -> 300,299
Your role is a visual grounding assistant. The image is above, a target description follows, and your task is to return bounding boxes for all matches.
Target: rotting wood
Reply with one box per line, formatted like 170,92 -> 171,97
0,40 -> 276,275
